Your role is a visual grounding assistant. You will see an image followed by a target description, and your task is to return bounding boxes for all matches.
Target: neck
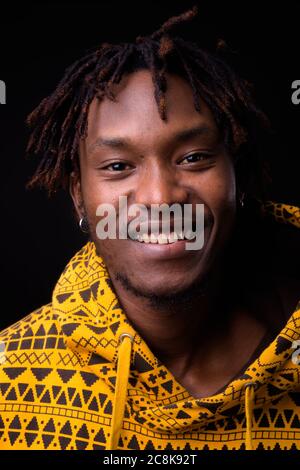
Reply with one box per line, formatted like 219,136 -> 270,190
109,258 -> 271,398
111,263 -> 230,362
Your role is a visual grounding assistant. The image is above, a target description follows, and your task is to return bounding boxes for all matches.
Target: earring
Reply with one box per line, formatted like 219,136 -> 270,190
239,192 -> 245,208
79,216 -> 89,233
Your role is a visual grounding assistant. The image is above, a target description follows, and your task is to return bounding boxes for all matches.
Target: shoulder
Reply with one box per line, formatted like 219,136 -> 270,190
0,303 -> 53,340
0,303 -> 62,359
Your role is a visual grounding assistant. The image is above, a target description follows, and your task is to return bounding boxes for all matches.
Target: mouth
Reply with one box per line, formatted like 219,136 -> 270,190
127,224 -> 212,260
127,217 -> 199,244
128,235 -> 194,260
131,230 -> 196,244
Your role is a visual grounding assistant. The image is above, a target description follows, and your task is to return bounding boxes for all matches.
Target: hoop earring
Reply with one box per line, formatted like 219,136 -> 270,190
79,216 -> 89,233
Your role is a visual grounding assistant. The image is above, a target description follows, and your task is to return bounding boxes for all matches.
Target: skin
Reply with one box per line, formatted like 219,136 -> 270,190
70,70 -> 280,397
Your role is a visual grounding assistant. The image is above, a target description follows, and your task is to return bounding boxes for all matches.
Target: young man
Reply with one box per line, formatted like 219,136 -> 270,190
0,7 -> 299,450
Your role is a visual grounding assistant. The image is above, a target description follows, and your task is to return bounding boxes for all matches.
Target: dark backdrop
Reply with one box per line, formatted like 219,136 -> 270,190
0,0 -> 299,329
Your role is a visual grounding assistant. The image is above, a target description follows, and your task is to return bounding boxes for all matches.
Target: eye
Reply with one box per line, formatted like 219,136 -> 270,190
103,162 -> 132,171
179,152 -> 213,165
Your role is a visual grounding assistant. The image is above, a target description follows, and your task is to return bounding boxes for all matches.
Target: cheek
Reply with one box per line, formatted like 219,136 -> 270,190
200,159 -> 236,213
80,170 -> 120,222
80,155 -> 236,232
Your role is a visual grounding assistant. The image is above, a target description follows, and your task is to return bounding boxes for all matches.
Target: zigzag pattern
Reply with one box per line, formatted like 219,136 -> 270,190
0,202 -> 300,449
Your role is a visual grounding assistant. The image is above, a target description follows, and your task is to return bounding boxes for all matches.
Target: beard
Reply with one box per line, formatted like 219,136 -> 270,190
113,270 -> 210,312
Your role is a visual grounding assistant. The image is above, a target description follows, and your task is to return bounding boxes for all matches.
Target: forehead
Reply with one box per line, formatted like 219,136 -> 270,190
85,70 -> 218,147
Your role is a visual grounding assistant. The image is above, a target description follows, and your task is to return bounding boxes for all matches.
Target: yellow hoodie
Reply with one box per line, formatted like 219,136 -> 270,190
0,201 -> 299,451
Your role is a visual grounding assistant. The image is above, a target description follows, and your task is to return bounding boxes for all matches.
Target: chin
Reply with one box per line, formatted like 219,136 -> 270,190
115,266 -> 209,306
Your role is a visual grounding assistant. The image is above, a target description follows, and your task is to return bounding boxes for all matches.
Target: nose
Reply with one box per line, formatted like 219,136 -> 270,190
134,161 -> 189,207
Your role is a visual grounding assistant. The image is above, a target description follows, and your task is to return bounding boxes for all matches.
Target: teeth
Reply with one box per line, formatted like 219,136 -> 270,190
135,231 -> 192,244
158,233 -> 168,244
142,233 -> 150,243
150,234 -> 158,243
168,232 -> 178,243
184,230 -> 194,240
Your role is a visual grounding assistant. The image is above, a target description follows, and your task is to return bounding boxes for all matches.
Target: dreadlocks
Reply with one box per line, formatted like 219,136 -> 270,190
26,5 -> 270,197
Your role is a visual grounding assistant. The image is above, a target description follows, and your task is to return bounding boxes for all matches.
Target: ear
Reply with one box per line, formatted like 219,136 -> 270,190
69,171 -> 84,220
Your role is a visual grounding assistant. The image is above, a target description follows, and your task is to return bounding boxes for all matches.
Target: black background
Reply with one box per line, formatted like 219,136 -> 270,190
0,0 -> 299,329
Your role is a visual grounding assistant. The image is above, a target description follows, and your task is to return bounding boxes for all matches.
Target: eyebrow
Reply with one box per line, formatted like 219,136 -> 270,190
87,124 -> 213,154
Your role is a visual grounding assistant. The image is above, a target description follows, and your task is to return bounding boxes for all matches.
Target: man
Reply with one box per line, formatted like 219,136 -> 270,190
0,7 -> 299,450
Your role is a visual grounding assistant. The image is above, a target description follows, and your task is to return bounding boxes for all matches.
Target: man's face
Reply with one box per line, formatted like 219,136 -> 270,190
72,70 -> 236,297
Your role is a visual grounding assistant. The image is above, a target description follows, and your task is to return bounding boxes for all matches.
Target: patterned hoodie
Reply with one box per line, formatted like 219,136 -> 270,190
0,201 -> 300,451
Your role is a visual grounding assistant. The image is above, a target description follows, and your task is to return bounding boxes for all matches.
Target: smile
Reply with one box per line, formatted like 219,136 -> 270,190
132,230 -> 196,244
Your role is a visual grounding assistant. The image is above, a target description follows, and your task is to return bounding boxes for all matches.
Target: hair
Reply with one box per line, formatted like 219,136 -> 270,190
26,5 -> 271,200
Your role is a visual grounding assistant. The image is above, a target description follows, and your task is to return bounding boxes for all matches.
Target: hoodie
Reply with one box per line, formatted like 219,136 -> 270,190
0,201 -> 299,451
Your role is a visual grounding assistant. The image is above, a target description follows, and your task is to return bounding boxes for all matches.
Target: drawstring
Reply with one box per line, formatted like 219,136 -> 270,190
107,337 -> 256,450
107,333 -> 134,450
244,382 -> 256,450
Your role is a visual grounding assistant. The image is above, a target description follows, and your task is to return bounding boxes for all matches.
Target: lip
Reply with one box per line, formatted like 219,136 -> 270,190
127,236 -> 204,260
131,218 -> 195,235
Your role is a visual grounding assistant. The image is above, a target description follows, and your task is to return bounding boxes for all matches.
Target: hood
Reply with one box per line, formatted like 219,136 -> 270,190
53,200 -> 300,450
